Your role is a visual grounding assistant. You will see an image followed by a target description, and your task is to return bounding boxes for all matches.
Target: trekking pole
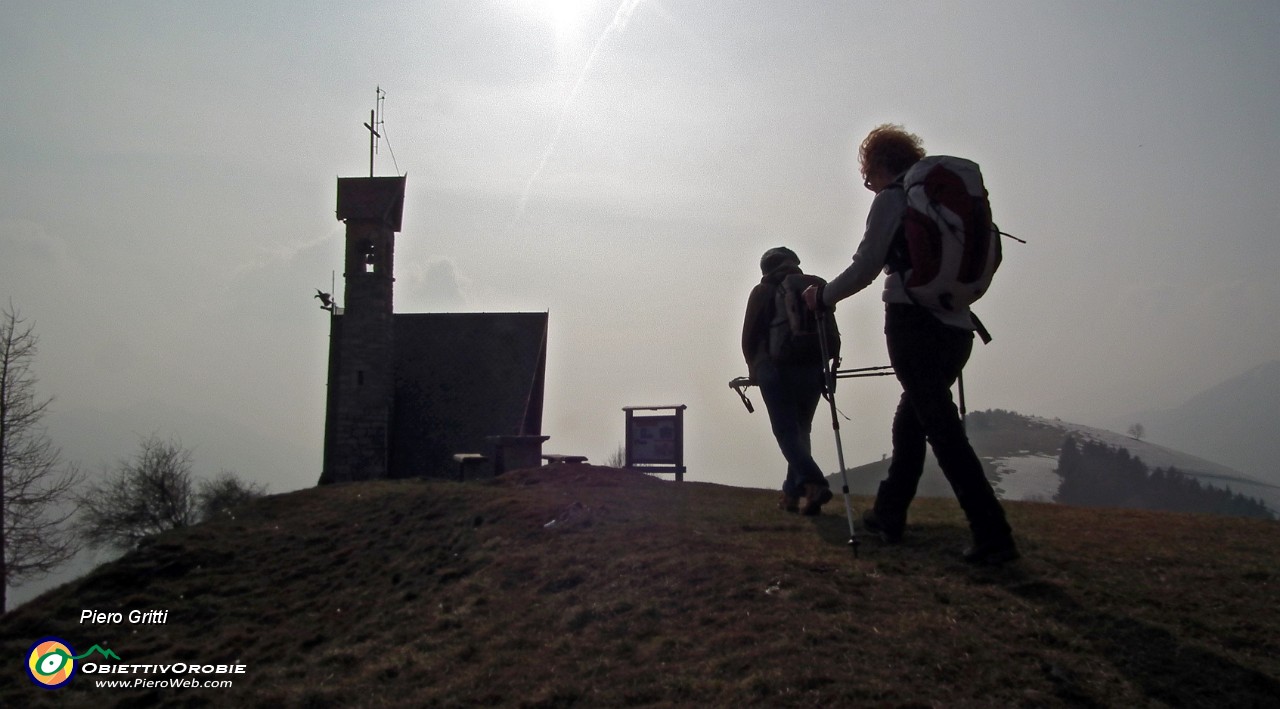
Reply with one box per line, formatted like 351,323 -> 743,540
957,371 -> 967,431
835,365 -> 895,380
816,310 -> 858,557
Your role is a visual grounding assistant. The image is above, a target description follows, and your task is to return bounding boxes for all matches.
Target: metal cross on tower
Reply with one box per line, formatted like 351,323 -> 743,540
362,86 -> 385,177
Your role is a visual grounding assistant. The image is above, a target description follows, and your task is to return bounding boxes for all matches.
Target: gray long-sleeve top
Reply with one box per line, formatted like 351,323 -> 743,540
821,183 -> 975,331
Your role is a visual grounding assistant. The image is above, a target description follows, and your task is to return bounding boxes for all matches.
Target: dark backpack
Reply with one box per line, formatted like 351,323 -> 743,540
768,273 -> 840,365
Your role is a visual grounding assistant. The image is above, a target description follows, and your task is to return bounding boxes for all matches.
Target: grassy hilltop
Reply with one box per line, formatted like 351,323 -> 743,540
3,465 -> 1278,707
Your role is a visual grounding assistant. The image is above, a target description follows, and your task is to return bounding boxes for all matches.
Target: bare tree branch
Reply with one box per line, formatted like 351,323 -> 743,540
198,471 -> 267,521
76,435 -> 201,551
2,302 -> 83,613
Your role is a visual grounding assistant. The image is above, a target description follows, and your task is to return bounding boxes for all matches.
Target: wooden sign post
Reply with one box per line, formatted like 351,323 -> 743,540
623,405 -> 687,481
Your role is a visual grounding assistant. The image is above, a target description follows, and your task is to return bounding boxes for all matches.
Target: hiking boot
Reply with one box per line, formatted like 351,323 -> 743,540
862,509 -> 903,544
801,484 -> 833,516
962,538 -> 1020,565
778,492 -> 800,513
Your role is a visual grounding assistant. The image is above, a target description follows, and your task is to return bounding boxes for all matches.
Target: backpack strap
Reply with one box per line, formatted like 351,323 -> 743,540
894,270 -> 994,344
879,182 -> 911,275
971,312 -> 993,345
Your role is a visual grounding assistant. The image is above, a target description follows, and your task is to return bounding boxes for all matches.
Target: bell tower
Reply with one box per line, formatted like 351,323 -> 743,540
317,89 -> 548,485
320,174 -> 406,483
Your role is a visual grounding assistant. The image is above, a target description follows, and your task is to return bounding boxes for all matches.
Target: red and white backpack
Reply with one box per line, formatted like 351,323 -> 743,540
896,156 -> 1002,321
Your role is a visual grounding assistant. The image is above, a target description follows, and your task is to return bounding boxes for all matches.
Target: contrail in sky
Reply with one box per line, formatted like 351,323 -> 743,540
508,0 -> 643,238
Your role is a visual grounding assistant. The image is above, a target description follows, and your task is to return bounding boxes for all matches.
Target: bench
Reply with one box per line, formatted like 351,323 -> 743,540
542,454 -> 588,465
452,453 -> 488,481
486,435 -> 551,475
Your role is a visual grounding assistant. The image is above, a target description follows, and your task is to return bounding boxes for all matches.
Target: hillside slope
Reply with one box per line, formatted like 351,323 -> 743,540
837,410 -> 1279,515
3,466 -> 1278,707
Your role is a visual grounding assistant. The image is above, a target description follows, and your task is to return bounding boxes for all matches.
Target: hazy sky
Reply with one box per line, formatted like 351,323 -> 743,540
3,0 -> 1278,494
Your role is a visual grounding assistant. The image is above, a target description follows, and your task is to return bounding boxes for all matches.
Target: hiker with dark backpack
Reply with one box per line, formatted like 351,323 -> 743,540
802,124 -> 1018,564
742,247 -> 837,516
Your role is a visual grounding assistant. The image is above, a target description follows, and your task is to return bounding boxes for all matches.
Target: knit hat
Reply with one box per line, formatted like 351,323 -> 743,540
759,246 -> 800,275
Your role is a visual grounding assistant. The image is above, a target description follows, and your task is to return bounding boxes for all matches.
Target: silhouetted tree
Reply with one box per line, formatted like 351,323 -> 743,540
197,471 -> 267,520
77,435 -> 199,550
1,303 -> 83,612
606,443 -> 626,468
77,436 -> 267,551
1127,423 -> 1145,441
1055,437 -> 1273,519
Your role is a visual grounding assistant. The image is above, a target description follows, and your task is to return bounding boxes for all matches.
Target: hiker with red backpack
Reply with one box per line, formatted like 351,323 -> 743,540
802,124 -> 1018,564
742,247 -> 836,516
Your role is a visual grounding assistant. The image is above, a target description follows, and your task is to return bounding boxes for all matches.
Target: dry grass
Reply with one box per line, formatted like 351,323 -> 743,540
3,465 -> 1278,707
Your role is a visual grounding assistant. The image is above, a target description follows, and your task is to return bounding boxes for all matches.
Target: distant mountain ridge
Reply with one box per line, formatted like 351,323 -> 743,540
1135,359 -> 1280,486
833,409 -> 1279,516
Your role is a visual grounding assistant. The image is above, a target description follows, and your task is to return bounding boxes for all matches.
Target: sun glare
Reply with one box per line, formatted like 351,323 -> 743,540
521,0 -> 592,50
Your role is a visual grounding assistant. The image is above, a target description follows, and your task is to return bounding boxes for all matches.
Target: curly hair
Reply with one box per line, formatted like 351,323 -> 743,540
859,124 -> 925,177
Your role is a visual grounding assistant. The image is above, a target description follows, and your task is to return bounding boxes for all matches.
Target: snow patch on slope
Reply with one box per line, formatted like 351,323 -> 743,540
991,454 -> 1060,502
995,416 -> 1280,513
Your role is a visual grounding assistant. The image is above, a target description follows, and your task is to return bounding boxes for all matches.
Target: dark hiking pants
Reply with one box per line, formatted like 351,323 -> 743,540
755,358 -> 828,498
876,304 -> 1012,544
